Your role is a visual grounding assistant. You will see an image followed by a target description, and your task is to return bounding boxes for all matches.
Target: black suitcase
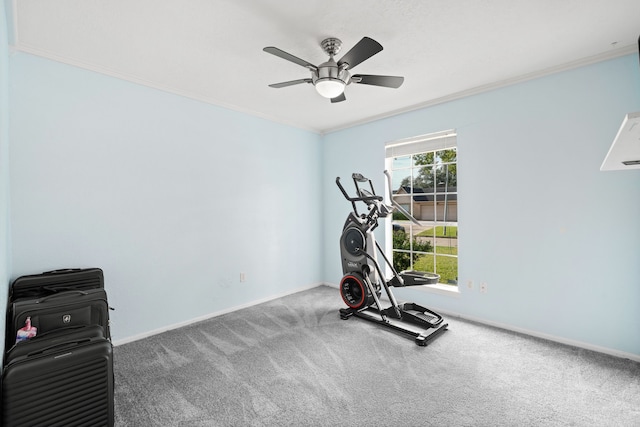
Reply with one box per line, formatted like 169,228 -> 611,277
1,330 -> 114,427
7,289 -> 111,348
9,268 -> 104,300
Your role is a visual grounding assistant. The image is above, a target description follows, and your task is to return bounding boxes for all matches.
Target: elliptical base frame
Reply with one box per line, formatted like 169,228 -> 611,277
339,305 -> 448,346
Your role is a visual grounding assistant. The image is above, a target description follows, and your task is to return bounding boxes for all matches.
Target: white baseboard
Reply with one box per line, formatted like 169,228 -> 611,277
441,311 -> 640,363
112,282 -> 324,346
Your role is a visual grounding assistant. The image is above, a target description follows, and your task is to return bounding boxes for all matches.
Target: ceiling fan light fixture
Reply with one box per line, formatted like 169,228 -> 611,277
314,78 -> 346,98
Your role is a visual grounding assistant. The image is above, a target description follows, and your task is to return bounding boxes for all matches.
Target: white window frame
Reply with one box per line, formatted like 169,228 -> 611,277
385,130 -> 459,295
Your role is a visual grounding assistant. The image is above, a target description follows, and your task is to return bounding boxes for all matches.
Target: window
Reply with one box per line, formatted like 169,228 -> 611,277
385,131 -> 458,286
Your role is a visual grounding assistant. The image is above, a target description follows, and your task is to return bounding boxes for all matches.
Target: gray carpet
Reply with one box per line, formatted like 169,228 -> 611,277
114,285 -> 640,426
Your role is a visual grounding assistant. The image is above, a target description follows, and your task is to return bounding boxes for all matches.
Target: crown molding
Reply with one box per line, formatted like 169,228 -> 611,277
322,44 -> 638,135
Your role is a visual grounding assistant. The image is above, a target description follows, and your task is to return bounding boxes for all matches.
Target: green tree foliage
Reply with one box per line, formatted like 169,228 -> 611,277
398,149 -> 457,192
392,230 -> 433,272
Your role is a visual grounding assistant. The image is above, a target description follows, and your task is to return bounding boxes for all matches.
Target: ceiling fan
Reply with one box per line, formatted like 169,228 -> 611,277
263,37 -> 404,103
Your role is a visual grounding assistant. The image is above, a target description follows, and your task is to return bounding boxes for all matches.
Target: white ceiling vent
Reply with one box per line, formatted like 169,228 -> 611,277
601,111 -> 640,171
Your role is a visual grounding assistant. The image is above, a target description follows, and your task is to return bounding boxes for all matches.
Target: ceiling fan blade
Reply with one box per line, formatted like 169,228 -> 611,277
268,78 -> 312,88
331,93 -> 346,103
263,47 -> 318,71
352,74 -> 404,88
337,37 -> 383,70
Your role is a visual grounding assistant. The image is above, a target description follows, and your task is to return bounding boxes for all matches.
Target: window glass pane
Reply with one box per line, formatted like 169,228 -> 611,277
413,231 -> 434,254
413,166 -> 433,193
435,198 -> 456,222
448,164 -> 458,189
392,193 -> 412,214
391,221 -> 407,234
418,224 -> 436,239
410,195 -> 431,222
413,152 -> 435,166
436,148 -> 457,164
434,224 -> 458,257
412,252 -> 433,273
392,228 -> 409,251
435,255 -> 458,285
392,155 -> 411,169
438,163 -> 457,189
392,170 -> 412,194
392,250 -> 411,272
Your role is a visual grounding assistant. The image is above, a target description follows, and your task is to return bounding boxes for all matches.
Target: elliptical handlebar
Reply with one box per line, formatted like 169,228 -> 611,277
336,172 -> 422,226
335,176 -> 383,203
336,175 -> 382,220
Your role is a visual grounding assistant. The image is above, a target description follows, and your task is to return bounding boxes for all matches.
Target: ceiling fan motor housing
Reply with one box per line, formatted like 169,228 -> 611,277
312,58 -> 350,86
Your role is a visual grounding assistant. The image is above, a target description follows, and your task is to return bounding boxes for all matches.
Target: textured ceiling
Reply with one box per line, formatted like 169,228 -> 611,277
9,0 -> 640,134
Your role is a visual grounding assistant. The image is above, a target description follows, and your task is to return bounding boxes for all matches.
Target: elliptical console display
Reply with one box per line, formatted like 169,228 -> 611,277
336,172 -> 448,346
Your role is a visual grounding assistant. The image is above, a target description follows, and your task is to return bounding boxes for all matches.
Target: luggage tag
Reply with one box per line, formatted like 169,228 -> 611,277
16,316 -> 38,343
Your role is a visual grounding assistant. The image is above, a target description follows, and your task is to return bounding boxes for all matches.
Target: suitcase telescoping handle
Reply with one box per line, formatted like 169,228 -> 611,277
27,338 -> 93,357
36,290 -> 89,303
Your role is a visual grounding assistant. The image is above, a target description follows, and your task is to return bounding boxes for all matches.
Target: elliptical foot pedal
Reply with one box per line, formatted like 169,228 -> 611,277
399,302 -> 444,327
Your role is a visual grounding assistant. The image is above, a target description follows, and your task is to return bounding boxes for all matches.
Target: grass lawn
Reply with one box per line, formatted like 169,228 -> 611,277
417,226 -> 458,238
436,245 -> 457,255
413,249 -> 458,285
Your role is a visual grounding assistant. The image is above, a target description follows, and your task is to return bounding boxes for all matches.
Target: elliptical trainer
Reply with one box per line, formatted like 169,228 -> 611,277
336,171 -> 448,346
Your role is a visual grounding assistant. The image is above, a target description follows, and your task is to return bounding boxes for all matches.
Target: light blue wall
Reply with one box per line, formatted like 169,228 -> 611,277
9,53 -> 323,341
5,33 -> 640,357
0,1 -> 11,360
323,54 -> 640,356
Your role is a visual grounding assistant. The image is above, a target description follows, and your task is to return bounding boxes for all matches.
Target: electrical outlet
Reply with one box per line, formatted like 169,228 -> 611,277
240,272 -> 246,282
480,282 -> 488,294
466,280 -> 474,290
